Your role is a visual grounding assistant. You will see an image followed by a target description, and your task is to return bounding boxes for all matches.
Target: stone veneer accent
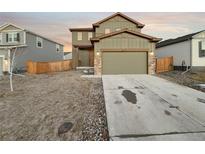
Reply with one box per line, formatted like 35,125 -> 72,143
94,51 -> 156,75
94,52 -> 102,75
148,52 -> 156,75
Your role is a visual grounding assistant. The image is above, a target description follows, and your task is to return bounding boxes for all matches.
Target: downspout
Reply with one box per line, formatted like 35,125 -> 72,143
182,38 -> 192,74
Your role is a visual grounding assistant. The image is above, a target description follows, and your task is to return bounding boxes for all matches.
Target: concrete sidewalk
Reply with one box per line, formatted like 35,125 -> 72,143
102,75 -> 205,141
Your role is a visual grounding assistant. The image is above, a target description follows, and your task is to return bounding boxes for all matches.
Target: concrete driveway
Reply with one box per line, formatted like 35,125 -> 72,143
102,75 -> 205,141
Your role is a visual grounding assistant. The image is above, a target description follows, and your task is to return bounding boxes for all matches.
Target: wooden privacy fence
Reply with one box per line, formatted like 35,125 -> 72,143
156,56 -> 173,73
27,60 -> 72,74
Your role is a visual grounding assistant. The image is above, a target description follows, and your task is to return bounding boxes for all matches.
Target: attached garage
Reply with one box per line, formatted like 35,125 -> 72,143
92,29 -> 161,75
102,51 -> 147,74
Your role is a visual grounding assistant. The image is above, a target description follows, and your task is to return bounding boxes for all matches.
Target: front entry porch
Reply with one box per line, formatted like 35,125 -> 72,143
73,45 -> 94,68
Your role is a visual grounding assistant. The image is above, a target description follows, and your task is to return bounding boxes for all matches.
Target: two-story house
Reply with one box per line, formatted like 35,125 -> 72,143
0,23 -> 64,75
70,12 -> 161,75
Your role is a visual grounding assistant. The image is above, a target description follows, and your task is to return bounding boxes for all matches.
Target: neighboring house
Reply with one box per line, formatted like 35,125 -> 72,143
0,23 -> 64,75
156,30 -> 205,71
64,52 -> 72,60
69,12 -> 161,75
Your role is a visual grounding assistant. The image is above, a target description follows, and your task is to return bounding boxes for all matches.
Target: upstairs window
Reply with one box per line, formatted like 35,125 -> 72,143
36,37 -> 43,48
56,44 -> 60,52
0,33 -> 2,44
88,32 -> 93,40
105,28 -> 110,34
199,41 -> 205,57
77,32 -> 82,41
6,32 -> 20,43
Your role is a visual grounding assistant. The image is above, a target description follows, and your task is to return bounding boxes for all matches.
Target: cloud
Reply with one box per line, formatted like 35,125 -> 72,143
142,24 -> 192,40
1,12 -> 205,50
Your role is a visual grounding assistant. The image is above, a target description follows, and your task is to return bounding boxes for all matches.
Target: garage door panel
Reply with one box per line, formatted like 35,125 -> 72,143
102,52 -> 147,74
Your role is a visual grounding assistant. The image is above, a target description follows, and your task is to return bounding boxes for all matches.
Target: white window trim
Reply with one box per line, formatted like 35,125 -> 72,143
88,32 -> 93,40
36,37 -> 43,48
77,32 -> 83,41
7,32 -> 18,43
56,44 -> 60,52
201,41 -> 205,50
23,31 -> 26,44
105,28 -> 110,34
116,28 -> 121,31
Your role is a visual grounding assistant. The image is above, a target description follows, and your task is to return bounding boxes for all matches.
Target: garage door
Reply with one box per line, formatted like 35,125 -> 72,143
102,51 -> 147,74
0,57 -> 3,75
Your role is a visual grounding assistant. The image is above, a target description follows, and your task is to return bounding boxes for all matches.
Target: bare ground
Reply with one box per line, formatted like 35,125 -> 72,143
0,71 -> 108,141
157,70 -> 205,92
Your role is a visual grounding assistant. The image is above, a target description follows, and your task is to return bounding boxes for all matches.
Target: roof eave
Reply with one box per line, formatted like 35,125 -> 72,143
69,28 -> 94,32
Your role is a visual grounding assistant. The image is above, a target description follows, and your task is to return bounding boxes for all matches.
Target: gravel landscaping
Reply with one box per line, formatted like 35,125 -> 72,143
157,70 -> 205,92
0,71 -> 108,141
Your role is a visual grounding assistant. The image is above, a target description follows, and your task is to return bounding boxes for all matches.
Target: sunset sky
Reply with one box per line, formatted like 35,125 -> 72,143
1,12 -> 205,52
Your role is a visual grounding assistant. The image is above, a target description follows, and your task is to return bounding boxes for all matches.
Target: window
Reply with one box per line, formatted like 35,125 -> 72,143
88,32 -> 93,40
116,28 -> 121,31
6,32 -> 20,43
56,44 -> 60,52
199,41 -> 205,57
77,32 -> 82,40
36,37 -> 43,48
0,33 -> 2,44
105,28 -> 110,34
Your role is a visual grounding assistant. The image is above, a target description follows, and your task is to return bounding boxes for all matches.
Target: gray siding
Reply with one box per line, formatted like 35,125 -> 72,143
14,32 -> 64,70
95,16 -> 141,37
155,40 -> 191,66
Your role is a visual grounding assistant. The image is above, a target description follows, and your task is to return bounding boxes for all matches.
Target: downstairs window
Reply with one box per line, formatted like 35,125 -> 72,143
199,41 -> 205,57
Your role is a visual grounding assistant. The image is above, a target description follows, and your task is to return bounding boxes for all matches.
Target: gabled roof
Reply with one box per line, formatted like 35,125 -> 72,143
156,30 -> 205,48
91,29 -> 162,42
69,27 -> 94,32
93,12 -> 145,28
0,23 -> 64,46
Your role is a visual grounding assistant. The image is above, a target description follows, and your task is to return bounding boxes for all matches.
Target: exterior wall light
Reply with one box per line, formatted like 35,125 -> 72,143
150,51 -> 154,55
96,51 -> 100,56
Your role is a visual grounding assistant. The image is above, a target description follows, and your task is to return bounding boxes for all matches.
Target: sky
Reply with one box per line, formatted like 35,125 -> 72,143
1,12 -> 205,52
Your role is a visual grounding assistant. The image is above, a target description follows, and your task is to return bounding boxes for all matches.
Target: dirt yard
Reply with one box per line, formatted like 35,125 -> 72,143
157,70 -> 205,92
0,71 -> 108,141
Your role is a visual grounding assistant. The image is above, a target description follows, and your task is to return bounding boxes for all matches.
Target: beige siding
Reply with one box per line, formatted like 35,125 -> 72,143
94,32 -> 156,75
94,33 -> 153,53
72,31 -> 93,46
191,31 -> 205,67
95,16 -> 141,37
0,49 -> 9,72
1,25 -> 21,31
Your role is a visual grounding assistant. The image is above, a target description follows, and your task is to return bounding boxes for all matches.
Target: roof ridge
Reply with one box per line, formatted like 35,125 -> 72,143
156,30 -> 205,48
93,12 -> 145,28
